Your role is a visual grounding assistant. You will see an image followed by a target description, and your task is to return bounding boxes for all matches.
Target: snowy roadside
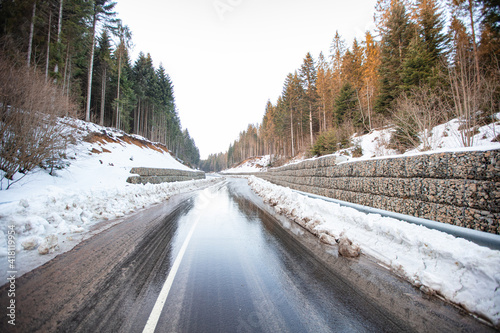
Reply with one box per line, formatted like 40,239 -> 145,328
248,176 -> 500,327
223,155 -> 271,174
266,114 -> 500,169
0,177 -> 223,281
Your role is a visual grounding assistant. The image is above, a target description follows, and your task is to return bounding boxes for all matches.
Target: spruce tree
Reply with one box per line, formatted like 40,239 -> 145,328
479,0 -> 500,34
375,0 -> 414,115
95,29 -> 113,126
85,0 -> 117,123
401,36 -> 434,91
417,0 -> 447,65
113,21 -> 132,128
299,52 -> 318,146
334,82 -> 359,127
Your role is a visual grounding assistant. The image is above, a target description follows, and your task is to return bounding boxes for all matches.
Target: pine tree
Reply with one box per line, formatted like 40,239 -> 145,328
95,29 -> 113,126
299,52 -> 318,147
401,36 -> 434,91
342,39 -> 364,90
113,20 -> 132,128
417,0 -> 447,65
334,82 -> 359,126
112,53 -> 135,133
262,100 -> 276,157
375,0 -> 414,115
316,52 -> 333,132
329,31 -> 346,97
132,52 -> 157,135
450,0 -> 481,85
85,0 -> 117,123
363,31 -> 381,130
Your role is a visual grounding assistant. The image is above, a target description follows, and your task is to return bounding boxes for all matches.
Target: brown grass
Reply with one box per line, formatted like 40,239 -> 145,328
84,131 -> 174,157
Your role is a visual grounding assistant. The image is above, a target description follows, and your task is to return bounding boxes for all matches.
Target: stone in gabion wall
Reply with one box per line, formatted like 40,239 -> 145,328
126,168 -> 205,185
255,150 -> 500,235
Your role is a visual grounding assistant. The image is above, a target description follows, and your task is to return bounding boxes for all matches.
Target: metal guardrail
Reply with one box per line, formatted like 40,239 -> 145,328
293,189 -> 500,251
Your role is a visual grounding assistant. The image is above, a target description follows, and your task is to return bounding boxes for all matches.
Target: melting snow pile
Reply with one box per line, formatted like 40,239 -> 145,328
248,176 -> 500,326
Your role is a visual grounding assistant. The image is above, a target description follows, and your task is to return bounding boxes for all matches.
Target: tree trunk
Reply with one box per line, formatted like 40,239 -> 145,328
323,100 -> 326,132
468,0 -> 481,86
100,67 -> 106,126
45,10 -> 52,82
85,12 -> 97,122
27,1 -> 36,67
57,0 -> 63,42
366,82 -> 372,131
309,103 -> 314,147
54,0 -> 63,75
67,55 -> 72,98
115,47 -> 122,128
62,42 -> 69,96
135,99 -> 140,134
290,102 -> 294,157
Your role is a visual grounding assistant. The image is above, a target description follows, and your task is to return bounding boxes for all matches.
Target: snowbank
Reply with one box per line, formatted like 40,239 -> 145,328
0,177 -> 221,280
248,176 -> 500,326
0,117 -> 214,278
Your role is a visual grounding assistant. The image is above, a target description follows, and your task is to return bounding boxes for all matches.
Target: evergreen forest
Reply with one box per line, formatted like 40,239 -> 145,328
199,0 -> 500,172
0,0 -> 200,166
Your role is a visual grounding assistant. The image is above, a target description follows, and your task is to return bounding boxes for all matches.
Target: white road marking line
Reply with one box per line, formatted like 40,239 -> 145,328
142,216 -> 200,333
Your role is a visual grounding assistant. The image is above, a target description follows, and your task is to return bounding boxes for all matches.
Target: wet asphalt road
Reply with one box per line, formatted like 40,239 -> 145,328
0,178 -> 493,332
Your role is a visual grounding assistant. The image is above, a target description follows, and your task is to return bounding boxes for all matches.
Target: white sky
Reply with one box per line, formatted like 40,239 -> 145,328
115,0 -> 377,159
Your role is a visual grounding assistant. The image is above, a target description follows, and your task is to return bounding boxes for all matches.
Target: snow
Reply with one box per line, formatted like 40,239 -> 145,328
221,115 -> 499,173
223,155 -> 270,173
248,176 -> 500,326
1,114 -> 499,325
280,114 -> 500,167
335,114 -> 500,163
0,117 -> 218,279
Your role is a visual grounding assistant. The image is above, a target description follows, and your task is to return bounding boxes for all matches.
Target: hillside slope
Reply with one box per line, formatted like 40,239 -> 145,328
223,114 -> 500,172
0,118 -> 215,279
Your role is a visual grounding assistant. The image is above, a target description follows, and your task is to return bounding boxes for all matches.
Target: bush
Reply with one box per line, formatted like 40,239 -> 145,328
352,144 -> 363,158
311,127 -> 351,156
0,56 -> 77,189
390,86 -> 445,153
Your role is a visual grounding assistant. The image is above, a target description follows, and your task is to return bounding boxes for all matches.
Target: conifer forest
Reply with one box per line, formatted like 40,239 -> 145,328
0,1 -> 498,172
199,0 -> 500,172
0,0 -> 200,166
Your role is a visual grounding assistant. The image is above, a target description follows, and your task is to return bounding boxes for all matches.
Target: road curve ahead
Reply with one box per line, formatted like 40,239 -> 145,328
0,178 -> 494,332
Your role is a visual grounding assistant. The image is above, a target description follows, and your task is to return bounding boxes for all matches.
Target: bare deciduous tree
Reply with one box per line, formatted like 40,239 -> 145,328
0,56 -> 77,189
392,86 -> 446,151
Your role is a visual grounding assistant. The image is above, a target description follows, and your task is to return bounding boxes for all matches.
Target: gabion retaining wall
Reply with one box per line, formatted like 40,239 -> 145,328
126,167 -> 205,185
255,150 -> 500,234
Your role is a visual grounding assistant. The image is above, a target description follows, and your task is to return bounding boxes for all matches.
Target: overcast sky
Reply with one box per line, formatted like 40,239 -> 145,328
115,0 -> 377,159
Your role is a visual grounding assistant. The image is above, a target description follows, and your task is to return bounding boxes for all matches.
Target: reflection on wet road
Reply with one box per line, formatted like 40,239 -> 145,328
1,178 -> 412,333
150,179 -> 406,332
